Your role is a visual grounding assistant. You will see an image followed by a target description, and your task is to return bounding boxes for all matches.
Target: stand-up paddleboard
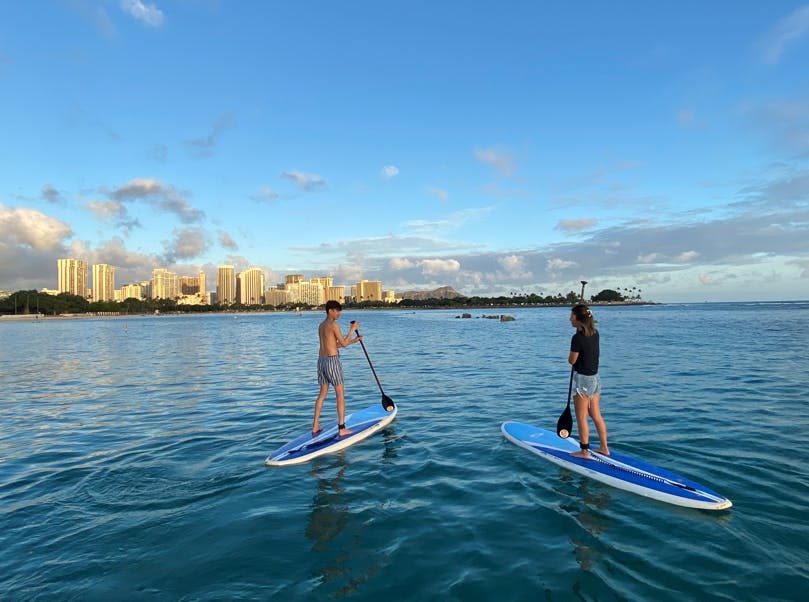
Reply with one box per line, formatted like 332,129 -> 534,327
501,421 -> 732,510
266,403 -> 397,466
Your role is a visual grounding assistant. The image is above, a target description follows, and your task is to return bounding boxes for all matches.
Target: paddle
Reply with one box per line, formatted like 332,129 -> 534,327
556,367 -> 574,438
350,320 -> 395,411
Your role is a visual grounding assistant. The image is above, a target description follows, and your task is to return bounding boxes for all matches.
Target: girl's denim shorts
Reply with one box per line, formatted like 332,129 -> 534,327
573,372 -> 601,397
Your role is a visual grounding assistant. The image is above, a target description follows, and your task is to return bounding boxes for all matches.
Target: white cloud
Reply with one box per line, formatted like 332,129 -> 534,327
0,205 -> 72,251
498,254 -> 531,278
121,0 -> 165,28
759,5 -> 809,64
282,170 -> 326,191
546,258 -> 576,271
557,218 -> 598,232
637,252 -> 661,264
218,230 -> 238,251
184,113 -> 234,158
162,227 -> 208,263
380,165 -> 399,180
250,187 -> 280,202
87,199 -> 127,221
675,250 -> 699,263
41,185 -> 64,204
421,258 -> 460,276
427,187 -> 449,202
389,257 -> 416,270
475,146 -> 515,177
108,178 -> 205,223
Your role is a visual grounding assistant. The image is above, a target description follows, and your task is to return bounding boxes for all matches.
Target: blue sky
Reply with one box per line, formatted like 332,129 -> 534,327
2,1 -> 809,303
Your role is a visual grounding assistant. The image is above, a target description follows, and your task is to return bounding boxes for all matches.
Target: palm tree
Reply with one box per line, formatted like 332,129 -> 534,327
580,280 -> 588,302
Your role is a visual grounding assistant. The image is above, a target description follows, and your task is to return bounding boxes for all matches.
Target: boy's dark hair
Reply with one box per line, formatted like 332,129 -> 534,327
325,300 -> 343,312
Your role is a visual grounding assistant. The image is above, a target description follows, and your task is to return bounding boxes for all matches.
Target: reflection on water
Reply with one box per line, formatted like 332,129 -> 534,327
304,427 -> 398,597
306,458 -> 351,552
556,471 -> 613,572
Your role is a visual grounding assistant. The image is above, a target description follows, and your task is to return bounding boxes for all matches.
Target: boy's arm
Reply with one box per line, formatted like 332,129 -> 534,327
335,320 -> 360,348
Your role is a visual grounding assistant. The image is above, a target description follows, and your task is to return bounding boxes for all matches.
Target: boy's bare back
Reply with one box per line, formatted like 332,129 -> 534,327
318,319 -> 341,356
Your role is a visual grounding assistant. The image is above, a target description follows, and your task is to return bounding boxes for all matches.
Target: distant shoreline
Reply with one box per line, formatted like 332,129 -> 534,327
0,301 -> 654,322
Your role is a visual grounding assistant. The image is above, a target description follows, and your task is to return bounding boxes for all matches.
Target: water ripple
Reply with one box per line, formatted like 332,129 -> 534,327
2,306 -> 808,599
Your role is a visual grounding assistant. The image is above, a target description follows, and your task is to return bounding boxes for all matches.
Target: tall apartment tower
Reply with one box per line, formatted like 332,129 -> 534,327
311,276 -> 333,289
152,268 -> 178,299
217,265 -> 236,305
198,270 -> 206,296
57,258 -> 88,297
327,285 -> 345,303
354,279 -> 383,302
92,264 -> 116,301
179,276 -> 200,295
285,274 -> 304,285
238,267 -> 265,305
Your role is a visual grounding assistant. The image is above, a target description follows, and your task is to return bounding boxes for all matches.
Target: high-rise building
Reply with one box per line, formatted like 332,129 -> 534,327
266,286 -> 290,307
238,267 -> 265,305
152,268 -> 178,299
285,280 -> 325,306
198,270 -> 206,296
311,276 -> 333,289
285,274 -> 304,285
57,258 -> 88,297
179,276 -> 201,295
353,279 -> 383,302
117,283 -> 146,301
327,285 -> 345,303
92,264 -> 115,301
217,265 -> 236,305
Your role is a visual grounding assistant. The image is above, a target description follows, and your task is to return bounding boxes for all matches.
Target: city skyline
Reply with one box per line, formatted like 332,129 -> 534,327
44,257 -> 390,305
2,4 -> 809,303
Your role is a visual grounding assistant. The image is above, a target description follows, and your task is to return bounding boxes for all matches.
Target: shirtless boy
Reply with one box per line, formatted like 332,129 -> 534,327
312,300 -> 362,437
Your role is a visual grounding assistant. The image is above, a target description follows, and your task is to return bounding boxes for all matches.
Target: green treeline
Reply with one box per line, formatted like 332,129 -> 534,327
0,288 -> 638,316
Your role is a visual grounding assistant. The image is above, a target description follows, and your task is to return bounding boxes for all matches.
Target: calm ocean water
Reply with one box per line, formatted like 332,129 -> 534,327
1,303 -> 808,600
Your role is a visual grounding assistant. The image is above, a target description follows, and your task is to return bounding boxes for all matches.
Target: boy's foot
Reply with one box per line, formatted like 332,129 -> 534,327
594,447 -> 610,456
571,450 -> 591,459
338,428 -> 353,437
311,427 -> 323,437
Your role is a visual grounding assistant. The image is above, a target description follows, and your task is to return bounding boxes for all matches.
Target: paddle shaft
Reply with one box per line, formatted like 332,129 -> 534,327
351,321 -> 388,395
567,366 -> 573,405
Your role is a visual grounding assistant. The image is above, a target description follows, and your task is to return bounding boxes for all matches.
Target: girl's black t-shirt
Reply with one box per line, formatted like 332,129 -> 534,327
571,330 -> 599,375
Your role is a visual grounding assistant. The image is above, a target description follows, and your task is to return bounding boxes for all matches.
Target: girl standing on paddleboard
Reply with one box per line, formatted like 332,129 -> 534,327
568,304 -> 609,459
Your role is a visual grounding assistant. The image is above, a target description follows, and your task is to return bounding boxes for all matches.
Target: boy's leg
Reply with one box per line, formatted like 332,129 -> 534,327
312,383 -> 329,434
335,383 -> 352,436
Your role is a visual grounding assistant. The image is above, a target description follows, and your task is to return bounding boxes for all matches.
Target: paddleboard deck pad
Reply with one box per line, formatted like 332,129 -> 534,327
266,403 -> 397,466
501,421 -> 732,510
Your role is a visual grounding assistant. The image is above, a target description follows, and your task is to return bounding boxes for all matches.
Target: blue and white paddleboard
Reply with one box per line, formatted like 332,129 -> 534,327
501,421 -> 732,510
265,403 -> 397,466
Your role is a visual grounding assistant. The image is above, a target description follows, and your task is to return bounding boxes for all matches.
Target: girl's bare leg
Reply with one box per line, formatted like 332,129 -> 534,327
588,394 -> 609,455
571,393 -> 591,458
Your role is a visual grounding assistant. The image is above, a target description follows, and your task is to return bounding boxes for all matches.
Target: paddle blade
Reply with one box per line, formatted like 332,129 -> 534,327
382,394 -> 395,411
556,404 -> 573,439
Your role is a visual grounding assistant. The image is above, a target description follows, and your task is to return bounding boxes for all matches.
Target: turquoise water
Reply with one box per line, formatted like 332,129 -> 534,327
1,303 -> 807,600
